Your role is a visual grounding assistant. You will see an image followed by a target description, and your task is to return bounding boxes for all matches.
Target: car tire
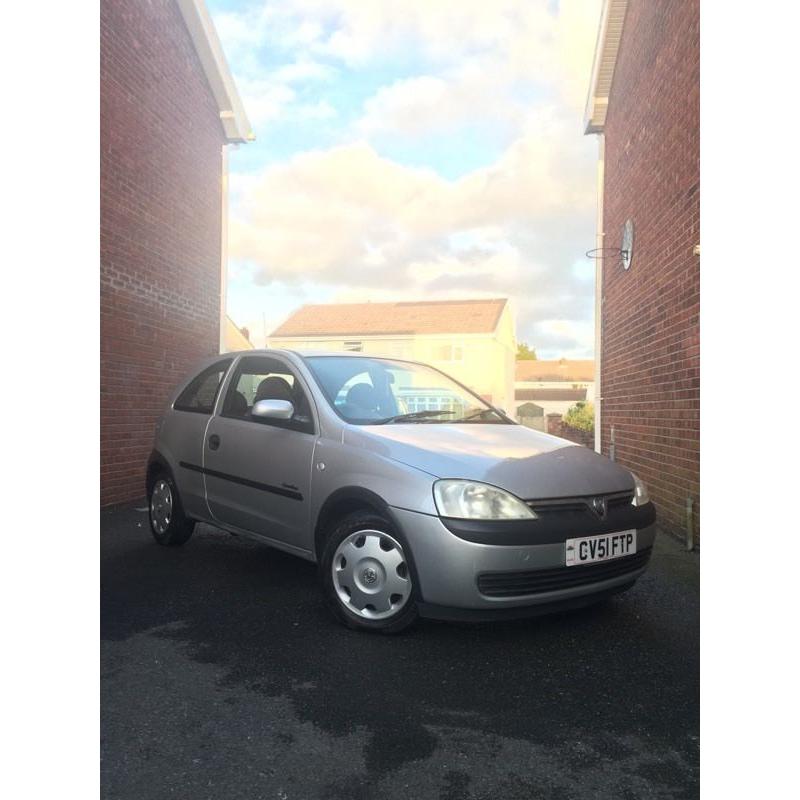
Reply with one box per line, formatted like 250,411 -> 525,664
321,510 -> 419,634
148,471 -> 195,547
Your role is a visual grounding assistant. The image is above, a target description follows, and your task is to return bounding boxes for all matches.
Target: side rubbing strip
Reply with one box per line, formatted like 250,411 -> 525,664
179,462 -> 303,501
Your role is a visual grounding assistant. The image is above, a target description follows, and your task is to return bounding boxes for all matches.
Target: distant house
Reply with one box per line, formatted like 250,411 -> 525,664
268,299 -> 517,412
224,316 -> 254,351
514,359 -> 595,428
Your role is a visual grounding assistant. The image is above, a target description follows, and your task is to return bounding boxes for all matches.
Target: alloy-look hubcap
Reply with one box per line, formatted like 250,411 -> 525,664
331,530 -> 411,620
150,479 -> 173,534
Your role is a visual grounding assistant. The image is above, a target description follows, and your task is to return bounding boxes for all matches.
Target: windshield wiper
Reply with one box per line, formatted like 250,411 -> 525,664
375,410 -> 456,424
461,408 -> 503,422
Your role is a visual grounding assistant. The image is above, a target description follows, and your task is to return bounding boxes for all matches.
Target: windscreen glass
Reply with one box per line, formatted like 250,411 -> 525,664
305,356 -> 509,425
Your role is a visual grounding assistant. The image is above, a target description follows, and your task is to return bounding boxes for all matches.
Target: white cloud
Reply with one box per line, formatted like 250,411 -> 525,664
234,74 -> 337,128
232,0 -> 601,107
213,5 -> 323,62
229,142 -> 446,280
303,0 -> 553,66
354,61 -> 530,143
228,105 -> 596,355
215,0 -> 603,357
218,1 -> 601,110
527,318 -> 595,358
235,78 -> 296,127
272,59 -> 337,84
356,76 -> 450,138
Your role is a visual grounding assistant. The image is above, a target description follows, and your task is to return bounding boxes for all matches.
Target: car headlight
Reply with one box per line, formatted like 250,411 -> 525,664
433,480 -> 537,520
631,472 -> 650,507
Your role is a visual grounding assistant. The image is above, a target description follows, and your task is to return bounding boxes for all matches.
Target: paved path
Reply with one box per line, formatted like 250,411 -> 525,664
101,505 -> 699,799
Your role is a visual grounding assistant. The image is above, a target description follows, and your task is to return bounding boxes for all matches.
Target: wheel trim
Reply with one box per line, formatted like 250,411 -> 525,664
332,530 -> 412,620
150,479 -> 173,535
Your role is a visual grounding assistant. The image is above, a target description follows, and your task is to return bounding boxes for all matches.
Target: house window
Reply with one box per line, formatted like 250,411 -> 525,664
382,341 -> 409,358
343,341 -> 363,352
400,390 -> 465,416
433,344 -> 463,361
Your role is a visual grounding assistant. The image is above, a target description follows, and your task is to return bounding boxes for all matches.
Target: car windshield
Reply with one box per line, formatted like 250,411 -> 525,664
304,355 -> 511,425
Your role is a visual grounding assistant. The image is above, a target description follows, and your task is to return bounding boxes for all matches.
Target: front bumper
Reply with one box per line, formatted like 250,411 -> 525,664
390,506 -> 657,616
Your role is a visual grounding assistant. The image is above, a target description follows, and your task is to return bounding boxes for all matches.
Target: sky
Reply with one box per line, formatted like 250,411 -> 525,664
207,0 -> 602,358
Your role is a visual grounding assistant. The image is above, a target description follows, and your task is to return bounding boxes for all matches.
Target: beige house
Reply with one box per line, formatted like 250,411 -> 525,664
224,316 -> 254,351
514,359 -> 595,429
268,298 -> 517,412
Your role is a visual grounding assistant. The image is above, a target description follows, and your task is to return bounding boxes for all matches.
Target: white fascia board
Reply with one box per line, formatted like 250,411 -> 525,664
176,0 -> 254,143
583,0 -> 628,135
584,0 -> 609,133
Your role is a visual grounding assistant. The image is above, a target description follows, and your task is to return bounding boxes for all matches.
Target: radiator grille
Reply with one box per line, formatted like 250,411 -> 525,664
527,491 -> 634,516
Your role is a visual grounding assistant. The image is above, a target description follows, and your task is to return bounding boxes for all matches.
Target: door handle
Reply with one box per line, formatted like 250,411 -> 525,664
208,434 -> 221,451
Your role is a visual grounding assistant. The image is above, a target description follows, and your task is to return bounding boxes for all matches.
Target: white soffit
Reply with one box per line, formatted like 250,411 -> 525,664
584,0 -> 629,134
175,0 -> 254,143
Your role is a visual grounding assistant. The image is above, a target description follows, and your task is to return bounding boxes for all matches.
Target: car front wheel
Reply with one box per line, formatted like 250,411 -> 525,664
321,511 -> 418,633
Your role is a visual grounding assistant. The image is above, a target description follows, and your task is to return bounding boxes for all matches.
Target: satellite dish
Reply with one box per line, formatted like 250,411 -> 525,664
584,218 -> 635,270
621,219 -> 634,270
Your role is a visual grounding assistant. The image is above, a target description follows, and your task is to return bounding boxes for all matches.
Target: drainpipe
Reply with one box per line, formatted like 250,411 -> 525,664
686,496 -> 695,551
219,144 -> 230,354
594,134 -> 605,453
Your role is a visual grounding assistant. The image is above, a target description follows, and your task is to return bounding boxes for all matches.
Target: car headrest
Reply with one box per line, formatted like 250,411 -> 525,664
255,376 -> 293,403
346,382 -> 378,411
227,390 -> 248,417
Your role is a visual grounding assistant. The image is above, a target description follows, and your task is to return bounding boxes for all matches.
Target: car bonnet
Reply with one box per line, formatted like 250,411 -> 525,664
343,423 -> 636,500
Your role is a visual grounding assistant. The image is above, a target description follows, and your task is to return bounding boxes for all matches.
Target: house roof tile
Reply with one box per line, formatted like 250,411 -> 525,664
515,388 -> 588,402
270,299 -> 508,338
515,359 -> 595,382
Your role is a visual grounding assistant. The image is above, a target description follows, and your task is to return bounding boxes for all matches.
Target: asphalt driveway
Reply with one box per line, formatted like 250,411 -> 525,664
101,505 -> 699,800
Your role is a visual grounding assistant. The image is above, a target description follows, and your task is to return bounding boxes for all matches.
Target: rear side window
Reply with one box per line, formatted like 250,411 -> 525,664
173,360 -> 232,414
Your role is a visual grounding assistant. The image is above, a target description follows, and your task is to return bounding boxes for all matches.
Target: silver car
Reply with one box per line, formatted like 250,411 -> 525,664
147,350 -> 656,633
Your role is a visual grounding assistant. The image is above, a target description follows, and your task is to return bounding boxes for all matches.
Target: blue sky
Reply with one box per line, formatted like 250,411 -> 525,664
208,0 -> 601,357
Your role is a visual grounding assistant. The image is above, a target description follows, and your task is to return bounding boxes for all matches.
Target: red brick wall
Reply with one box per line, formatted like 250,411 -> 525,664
101,0 -> 225,505
600,0 -> 700,539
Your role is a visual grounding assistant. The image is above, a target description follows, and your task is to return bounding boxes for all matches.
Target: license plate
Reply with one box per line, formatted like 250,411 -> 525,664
565,530 -> 637,566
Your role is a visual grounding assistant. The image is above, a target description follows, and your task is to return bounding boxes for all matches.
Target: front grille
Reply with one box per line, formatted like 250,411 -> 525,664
477,547 -> 652,598
515,491 -> 642,541
527,491 -> 634,517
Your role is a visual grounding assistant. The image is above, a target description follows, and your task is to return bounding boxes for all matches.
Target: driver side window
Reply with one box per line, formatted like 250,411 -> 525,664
221,356 -> 314,434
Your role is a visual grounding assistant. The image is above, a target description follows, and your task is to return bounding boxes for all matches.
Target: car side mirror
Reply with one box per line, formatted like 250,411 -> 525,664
251,399 -> 294,420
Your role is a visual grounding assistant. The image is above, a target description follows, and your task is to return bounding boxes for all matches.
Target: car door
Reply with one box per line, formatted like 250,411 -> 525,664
203,354 -> 317,552
160,357 -> 233,520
